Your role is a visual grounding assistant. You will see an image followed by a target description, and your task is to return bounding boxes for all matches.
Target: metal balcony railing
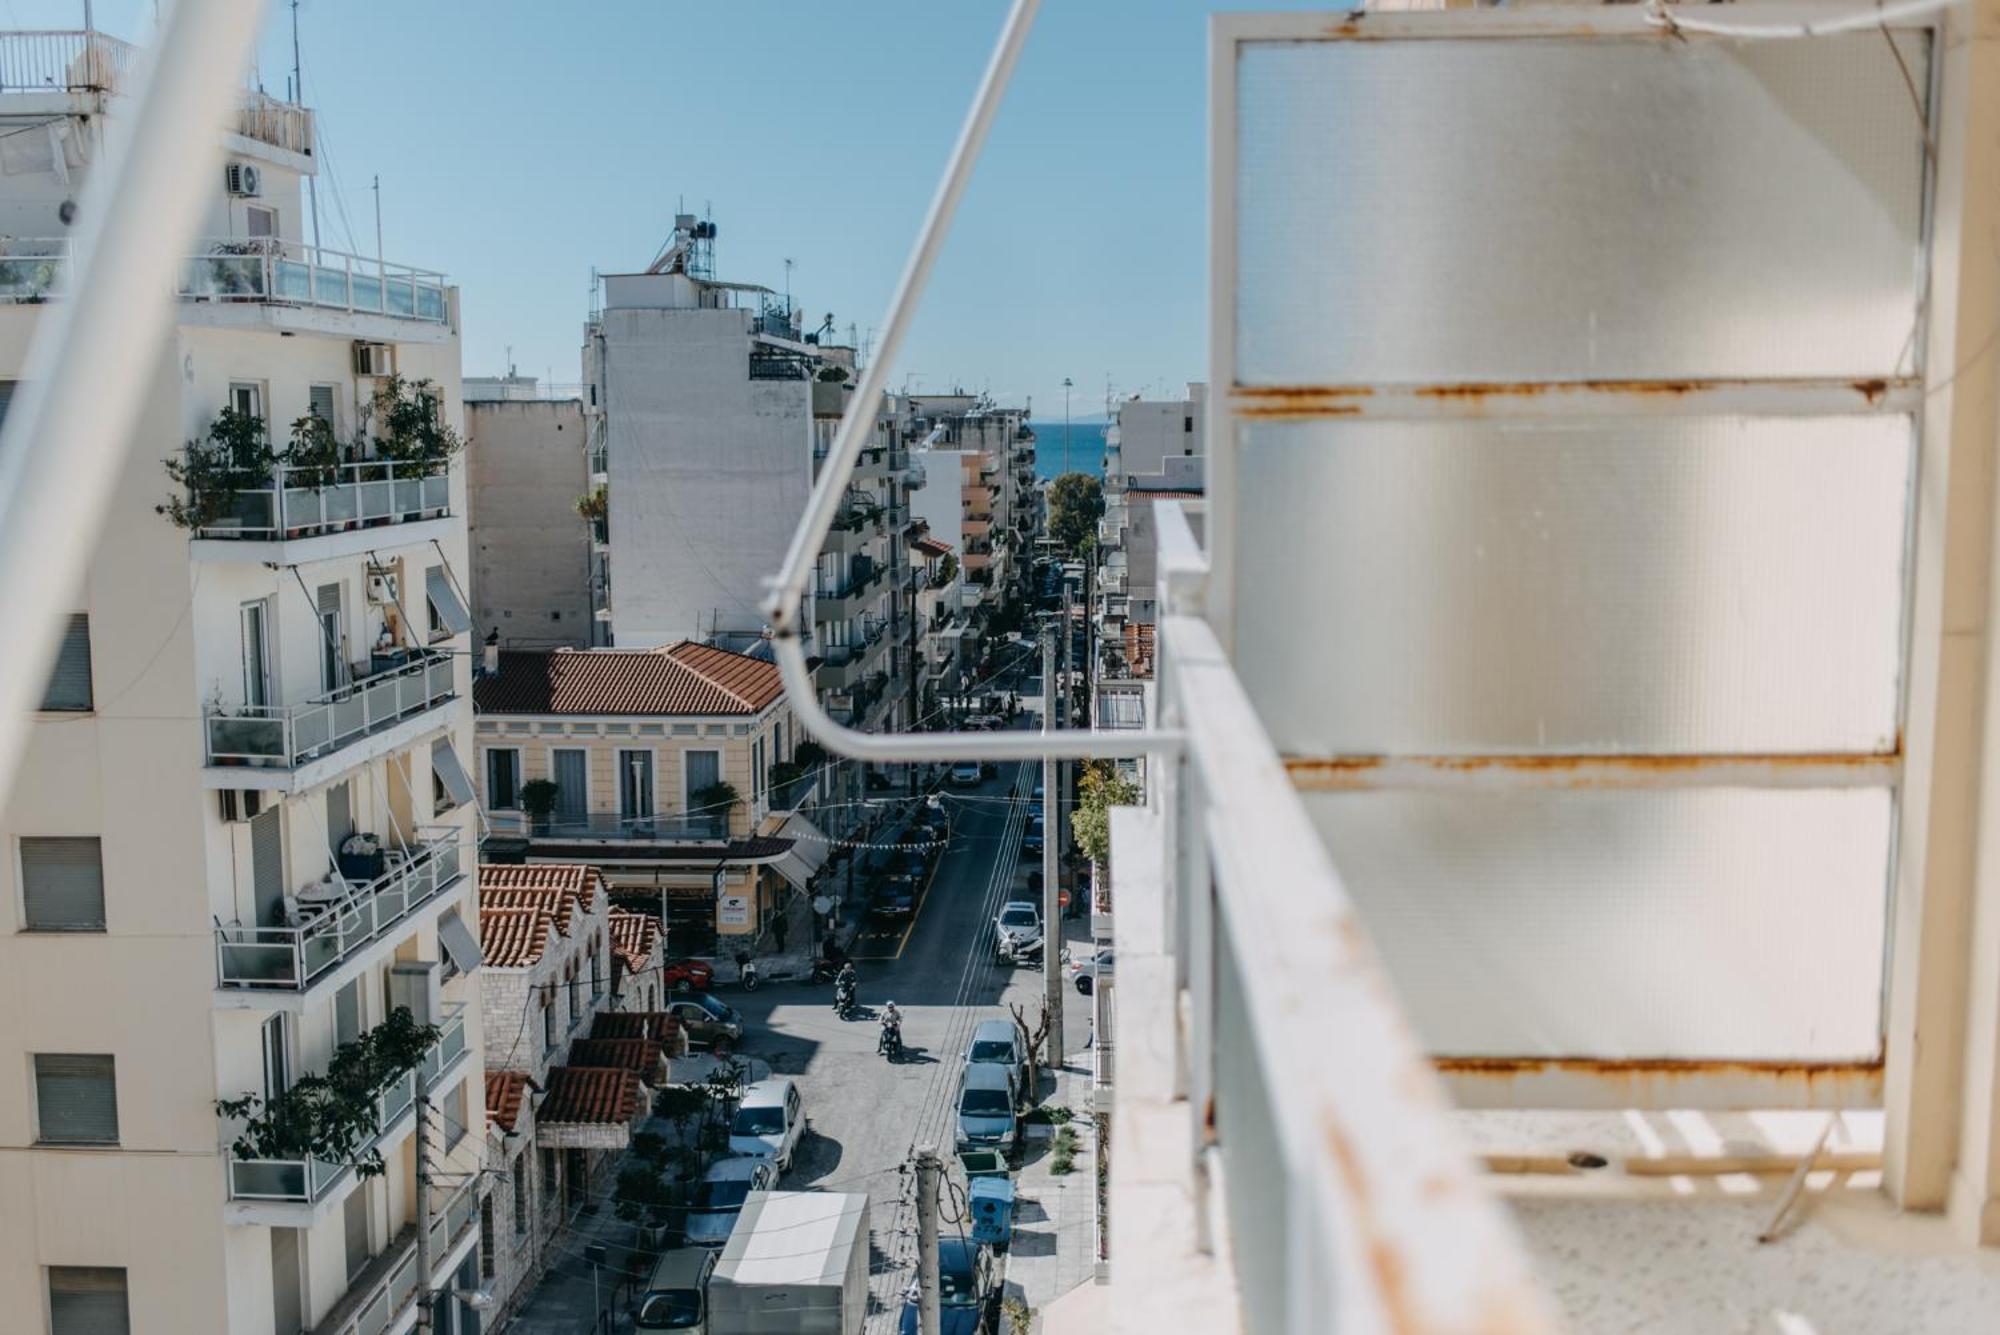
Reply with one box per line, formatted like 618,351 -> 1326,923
184,458 -> 451,543
314,1179 -> 479,1335
204,651 -> 455,770
0,29 -> 134,92
226,1007 -> 469,1204
215,828 -> 466,991
488,810 -> 726,843
237,89 -> 314,156
0,237 -> 449,323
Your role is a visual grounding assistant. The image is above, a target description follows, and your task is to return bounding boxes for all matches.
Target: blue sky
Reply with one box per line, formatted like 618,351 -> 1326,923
19,1 -> 1321,415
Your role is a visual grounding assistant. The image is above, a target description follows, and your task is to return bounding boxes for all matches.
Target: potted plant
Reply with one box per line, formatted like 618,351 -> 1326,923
688,780 -> 740,836
159,407 -> 276,532
520,778 -> 560,836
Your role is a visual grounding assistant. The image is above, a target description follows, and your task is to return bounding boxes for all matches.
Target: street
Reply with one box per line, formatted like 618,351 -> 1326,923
723,757 -> 1096,1331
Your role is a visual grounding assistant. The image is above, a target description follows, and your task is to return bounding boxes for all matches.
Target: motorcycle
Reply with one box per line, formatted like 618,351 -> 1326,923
878,1018 -> 904,1061
998,935 -> 1044,970
809,958 -> 842,985
833,977 -> 858,1019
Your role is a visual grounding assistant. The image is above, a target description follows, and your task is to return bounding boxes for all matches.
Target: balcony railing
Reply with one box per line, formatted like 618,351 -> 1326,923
488,810 -> 727,843
204,651 -> 455,770
315,1179 -> 479,1335
238,89 -> 314,156
227,1007 -> 469,1204
186,458 -> 450,543
0,238 -> 449,324
215,828 -> 466,991
0,30 -> 134,92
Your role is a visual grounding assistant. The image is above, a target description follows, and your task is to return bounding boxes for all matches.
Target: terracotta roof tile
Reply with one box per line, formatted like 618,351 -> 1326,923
538,1066 -> 644,1126
486,1071 -> 536,1134
607,910 -> 661,973
911,536 -> 953,560
565,1037 -> 667,1083
479,905 -> 559,968
480,863 -> 604,916
474,641 -> 783,717
591,1011 -> 683,1046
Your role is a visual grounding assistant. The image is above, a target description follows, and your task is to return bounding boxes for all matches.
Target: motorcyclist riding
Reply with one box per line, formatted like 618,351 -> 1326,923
878,1000 -> 904,1059
833,962 -> 858,1016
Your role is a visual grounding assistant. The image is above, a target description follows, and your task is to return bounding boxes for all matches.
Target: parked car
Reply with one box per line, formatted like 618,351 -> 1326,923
1021,817 -> 1043,857
992,901 -> 1041,960
663,958 -> 714,995
872,879 -> 917,919
898,1236 -> 999,1335
949,762 -> 983,787
635,1247 -> 717,1331
1068,946 -> 1115,995
729,1077 -> 806,1171
685,1156 -> 781,1248
667,993 -> 744,1054
965,1017 -> 1029,1094
955,1061 -> 1020,1153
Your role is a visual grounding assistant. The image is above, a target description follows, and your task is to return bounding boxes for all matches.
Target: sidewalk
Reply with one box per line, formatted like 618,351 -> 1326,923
1003,1057 -> 1101,1330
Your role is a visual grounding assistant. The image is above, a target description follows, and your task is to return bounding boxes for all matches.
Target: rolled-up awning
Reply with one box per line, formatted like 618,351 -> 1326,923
770,812 -> 831,893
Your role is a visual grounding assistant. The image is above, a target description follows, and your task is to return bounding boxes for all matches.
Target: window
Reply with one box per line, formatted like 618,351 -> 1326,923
432,739 -> 475,815
228,381 -> 263,424
753,738 -> 765,804
307,383 -> 337,428
34,1053 -> 118,1145
20,837 -> 105,932
618,750 -> 654,822
444,1079 -> 467,1151
48,1267 -> 128,1335
343,1184 -> 371,1281
240,599 -> 272,709
1185,415 -> 1194,433
512,1155 -> 529,1234
541,990 -> 556,1051
566,961 -> 581,1023
261,1015 -> 289,1103
684,750 -> 720,814
486,749 -> 521,810
246,204 -> 275,238
480,1196 -> 497,1279
335,978 -> 362,1048
40,614 -> 92,711
551,749 -> 588,823
316,584 -> 344,693
426,565 -> 471,639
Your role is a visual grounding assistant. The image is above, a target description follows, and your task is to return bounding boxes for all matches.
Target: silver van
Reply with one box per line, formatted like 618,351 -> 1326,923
636,1247 -> 716,1331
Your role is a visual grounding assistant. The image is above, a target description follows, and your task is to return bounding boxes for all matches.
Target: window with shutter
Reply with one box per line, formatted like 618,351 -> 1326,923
34,1053 -> 118,1144
480,1196 -> 497,1278
326,781 -> 351,856
426,565 -> 471,639
512,1156 -> 529,1234
432,739 -> 476,813
343,1184 -> 371,1280
486,749 -> 521,810
250,808 -> 284,926
20,836 -> 105,932
308,383 -> 337,427
39,614 -> 92,711
445,1079 -> 467,1150
48,1266 -> 129,1335
552,749 -> 587,820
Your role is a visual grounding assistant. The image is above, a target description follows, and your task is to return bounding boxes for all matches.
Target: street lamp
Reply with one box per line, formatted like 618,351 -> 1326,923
1062,376 -> 1073,476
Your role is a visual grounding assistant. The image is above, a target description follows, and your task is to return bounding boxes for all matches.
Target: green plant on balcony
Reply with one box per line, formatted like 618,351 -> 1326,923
1073,761 -> 1140,868
214,1007 -> 440,1180
281,411 -> 349,490
576,485 -> 609,523
368,375 -> 462,480
158,406 -> 277,531
689,781 -> 741,831
792,739 -> 829,768
520,778 -> 561,835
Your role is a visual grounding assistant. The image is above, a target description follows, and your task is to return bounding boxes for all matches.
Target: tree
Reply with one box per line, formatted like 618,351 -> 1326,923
689,781 -> 741,832
1011,999 -> 1054,1103
1046,472 -> 1103,553
520,778 -> 560,833
1073,761 -> 1139,868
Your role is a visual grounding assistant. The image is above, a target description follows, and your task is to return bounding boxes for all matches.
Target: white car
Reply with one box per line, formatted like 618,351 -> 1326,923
683,1156 -> 779,1247
1068,945 -> 1115,995
949,762 -> 983,787
994,900 -> 1042,960
727,1077 -> 805,1171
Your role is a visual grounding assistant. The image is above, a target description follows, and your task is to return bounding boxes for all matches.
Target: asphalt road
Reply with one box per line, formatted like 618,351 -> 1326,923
721,755 -> 1095,1331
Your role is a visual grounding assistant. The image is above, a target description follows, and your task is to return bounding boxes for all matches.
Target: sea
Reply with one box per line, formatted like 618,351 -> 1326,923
1026,421 -> 1110,482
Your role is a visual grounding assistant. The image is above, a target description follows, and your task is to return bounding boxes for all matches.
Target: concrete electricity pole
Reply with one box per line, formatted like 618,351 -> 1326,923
1041,627 -> 1065,1062
1058,576 -> 1074,888
915,1146 -> 943,1335
413,1063 -> 434,1331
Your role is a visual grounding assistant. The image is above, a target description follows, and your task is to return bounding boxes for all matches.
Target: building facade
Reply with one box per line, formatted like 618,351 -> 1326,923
464,379 -> 592,650
0,30 -> 486,1335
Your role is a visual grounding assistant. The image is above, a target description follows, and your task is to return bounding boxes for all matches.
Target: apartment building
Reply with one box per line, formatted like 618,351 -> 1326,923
1058,9 -> 2000,1333
463,377 -> 591,650
1097,384 -> 1205,637
475,863 -> 669,1324
472,641 -> 827,956
581,215 -> 924,829
0,30 -> 485,1335
910,535 -> 969,724
905,395 -> 1038,627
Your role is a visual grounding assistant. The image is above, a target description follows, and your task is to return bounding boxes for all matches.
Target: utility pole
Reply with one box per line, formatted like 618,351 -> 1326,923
1041,628 -> 1064,1062
372,175 -> 384,279
413,1062 -> 435,1331
1058,577 -> 1074,914
915,1146 -> 943,1335
1062,376 -> 1073,477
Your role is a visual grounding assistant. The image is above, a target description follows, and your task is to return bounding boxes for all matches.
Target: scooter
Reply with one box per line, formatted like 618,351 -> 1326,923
878,1018 -> 904,1061
833,977 -> 858,1019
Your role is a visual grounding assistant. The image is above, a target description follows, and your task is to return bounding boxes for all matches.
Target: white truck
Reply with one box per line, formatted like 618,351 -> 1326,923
708,1190 -> 871,1335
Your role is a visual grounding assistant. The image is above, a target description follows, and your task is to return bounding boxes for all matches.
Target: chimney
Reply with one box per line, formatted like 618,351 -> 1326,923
482,630 -> 500,678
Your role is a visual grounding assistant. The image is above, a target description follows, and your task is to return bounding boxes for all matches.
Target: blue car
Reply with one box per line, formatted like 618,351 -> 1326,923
899,1236 -> 998,1335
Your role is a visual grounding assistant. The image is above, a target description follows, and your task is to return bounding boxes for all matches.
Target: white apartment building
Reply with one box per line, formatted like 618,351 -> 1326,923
463,378 -> 591,650
0,32 -> 485,1335
1097,385 -> 1206,638
906,395 -> 1039,636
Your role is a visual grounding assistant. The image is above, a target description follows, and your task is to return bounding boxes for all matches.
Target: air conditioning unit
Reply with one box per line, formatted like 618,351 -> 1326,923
366,565 -> 399,606
389,960 -> 443,1025
224,163 -> 262,197
352,341 -> 394,377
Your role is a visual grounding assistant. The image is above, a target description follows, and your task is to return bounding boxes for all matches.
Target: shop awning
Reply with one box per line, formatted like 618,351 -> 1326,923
770,812 -> 832,893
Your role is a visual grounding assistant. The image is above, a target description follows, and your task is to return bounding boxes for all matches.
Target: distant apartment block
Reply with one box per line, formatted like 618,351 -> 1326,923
464,376 -> 592,649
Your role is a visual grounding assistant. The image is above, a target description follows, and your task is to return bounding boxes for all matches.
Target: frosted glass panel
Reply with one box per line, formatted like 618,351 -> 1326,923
1234,416 -> 1910,755
1236,35 -> 1927,383
1305,788 -> 1890,1060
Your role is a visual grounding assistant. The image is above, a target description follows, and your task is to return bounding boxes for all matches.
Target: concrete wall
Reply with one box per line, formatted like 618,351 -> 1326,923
1114,384 -> 1206,489
466,398 -> 591,648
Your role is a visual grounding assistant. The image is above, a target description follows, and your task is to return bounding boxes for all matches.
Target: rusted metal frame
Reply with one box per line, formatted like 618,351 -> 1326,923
1286,751 -> 1901,792
1438,1057 -> 1885,1112
1214,5 -> 1945,45
1231,377 -> 1922,423
1165,610 -> 1555,1333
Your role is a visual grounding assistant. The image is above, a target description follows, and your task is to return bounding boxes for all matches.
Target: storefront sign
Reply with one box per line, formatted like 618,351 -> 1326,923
718,894 -> 751,927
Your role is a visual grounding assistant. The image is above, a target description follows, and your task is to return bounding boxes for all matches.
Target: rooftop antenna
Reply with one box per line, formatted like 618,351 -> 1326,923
505,344 -> 513,377
371,174 -> 383,277
291,0 -> 321,251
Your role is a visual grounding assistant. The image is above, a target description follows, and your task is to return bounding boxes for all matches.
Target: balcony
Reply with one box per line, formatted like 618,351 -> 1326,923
310,1180 -> 480,1335
488,810 -> 727,844
236,89 -> 314,157
813,560 -> 886,620
853,447 -> 911,481
204,650 -> 456,791
226,1007 -> 471,1220
184,458 -> 452,563
0,30 -> 134,93
214,828 -> 466,999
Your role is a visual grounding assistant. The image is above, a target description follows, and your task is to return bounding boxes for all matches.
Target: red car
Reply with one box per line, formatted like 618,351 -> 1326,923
663,959 -> 714,995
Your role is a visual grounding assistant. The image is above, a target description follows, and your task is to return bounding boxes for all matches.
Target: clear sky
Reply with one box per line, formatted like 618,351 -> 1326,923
16,1 -> 1322,416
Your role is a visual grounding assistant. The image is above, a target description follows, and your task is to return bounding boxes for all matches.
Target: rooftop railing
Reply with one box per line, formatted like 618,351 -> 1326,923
186,458 -> 450,543
204,650 -> 455,771
215,827 -> 466,991
487,810 -> 726,843
0,30 -> 134,93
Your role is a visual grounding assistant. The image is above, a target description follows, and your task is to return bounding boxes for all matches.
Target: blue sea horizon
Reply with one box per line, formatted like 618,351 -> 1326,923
1025,421 -> 1109,481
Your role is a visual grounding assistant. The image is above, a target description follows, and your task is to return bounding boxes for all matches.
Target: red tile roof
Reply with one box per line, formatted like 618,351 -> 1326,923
538,1066 -> 644,1126
911,536 -> 953,560
591,1011 -> 683,1046
479,905 -> 559,968
474,641 -> 784,717
486,1071 -> 536,1134
565,1037 -> 667,1083
481,863 -> 605,929
607,909 -> 661,973
1123,622 -> 1155,680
